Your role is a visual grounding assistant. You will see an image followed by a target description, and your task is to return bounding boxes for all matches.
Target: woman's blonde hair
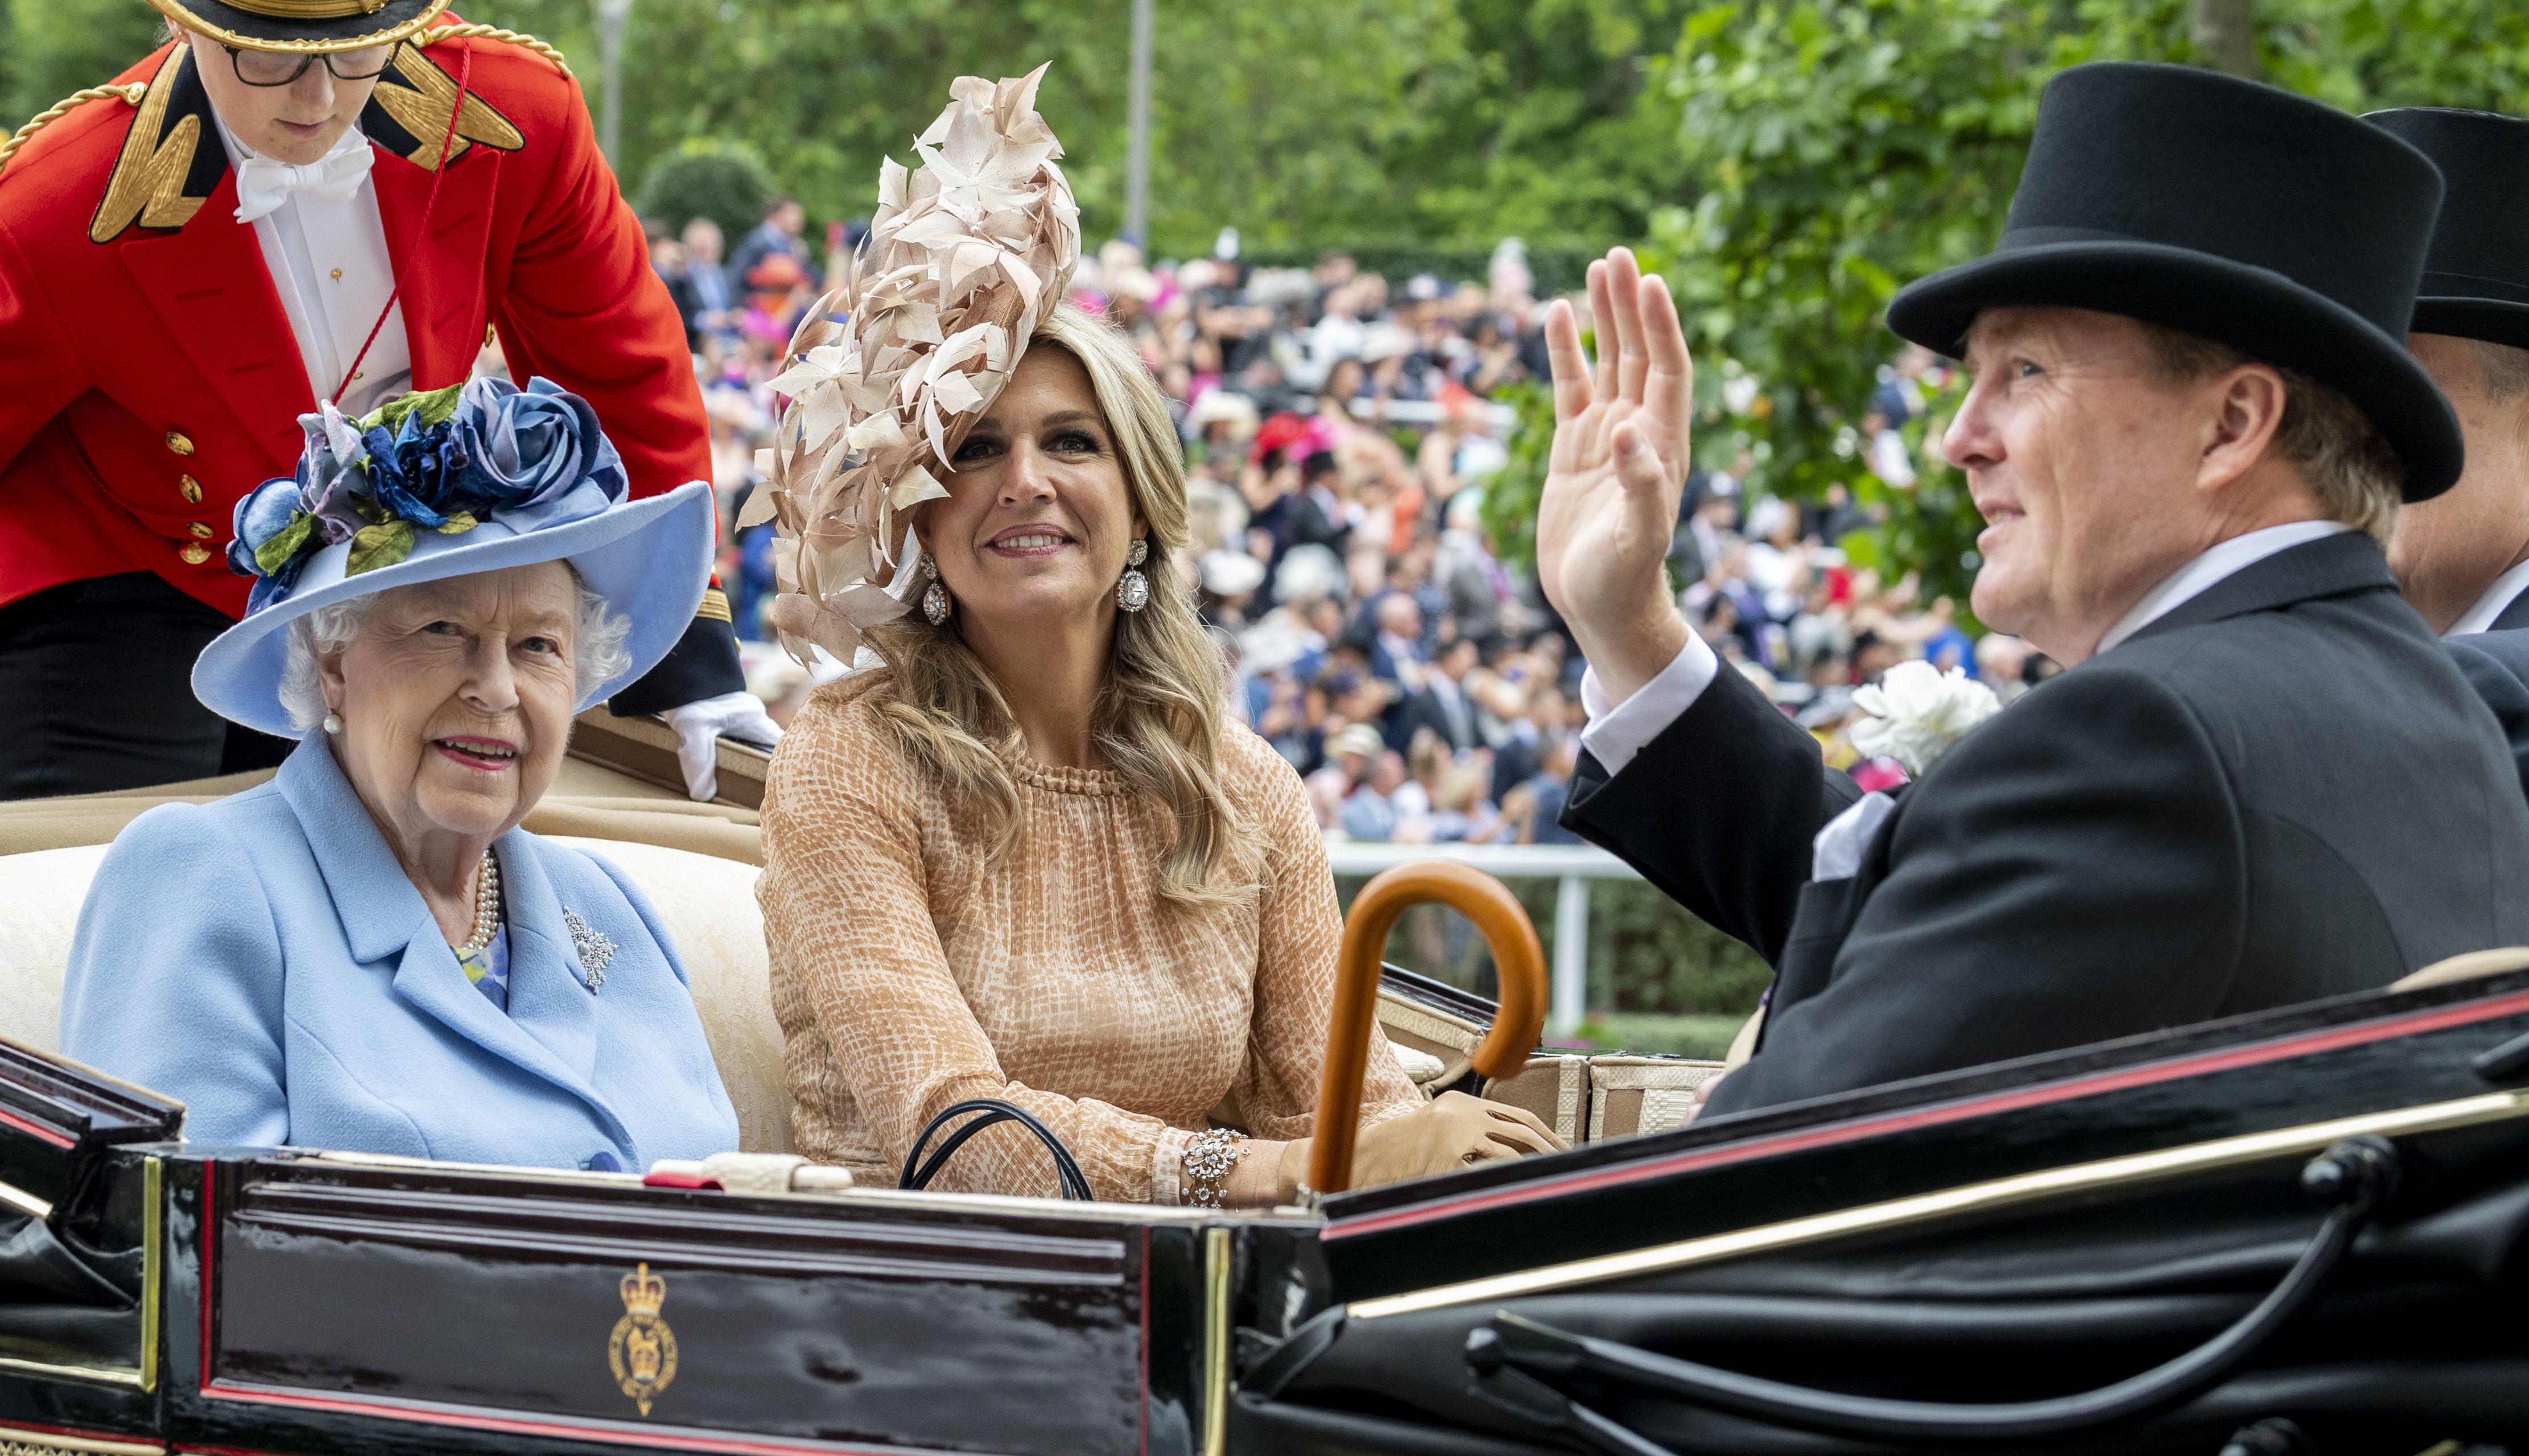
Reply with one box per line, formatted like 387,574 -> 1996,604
864,305 -> 1249,908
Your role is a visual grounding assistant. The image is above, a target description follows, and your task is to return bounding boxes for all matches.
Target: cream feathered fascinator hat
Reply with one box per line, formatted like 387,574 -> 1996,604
739,65 -> 1082,666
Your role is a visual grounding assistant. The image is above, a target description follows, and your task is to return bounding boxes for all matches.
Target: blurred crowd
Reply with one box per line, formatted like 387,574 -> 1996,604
637,200 -> 2053,844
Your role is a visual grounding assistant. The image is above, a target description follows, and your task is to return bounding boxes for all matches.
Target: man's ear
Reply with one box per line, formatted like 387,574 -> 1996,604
2198,362 -> 2290,494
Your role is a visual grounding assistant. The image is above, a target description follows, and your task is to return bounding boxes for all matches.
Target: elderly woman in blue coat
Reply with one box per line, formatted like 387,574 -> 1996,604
60,380 -> 739,1170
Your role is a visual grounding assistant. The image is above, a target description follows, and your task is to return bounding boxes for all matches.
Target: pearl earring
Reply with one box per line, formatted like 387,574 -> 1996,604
322,711 -> 342,735
1117,538 -> 1150,613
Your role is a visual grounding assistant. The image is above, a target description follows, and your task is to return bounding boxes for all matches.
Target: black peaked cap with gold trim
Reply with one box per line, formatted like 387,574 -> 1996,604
145,0 -> 450,53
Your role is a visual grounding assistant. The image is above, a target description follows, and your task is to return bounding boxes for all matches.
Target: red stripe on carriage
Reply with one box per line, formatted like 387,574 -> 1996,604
1323,987 -> 2529,1241
0,1103 -> 77,1148
199,1172 -> 216,1388
193,1380 -> 1020,1455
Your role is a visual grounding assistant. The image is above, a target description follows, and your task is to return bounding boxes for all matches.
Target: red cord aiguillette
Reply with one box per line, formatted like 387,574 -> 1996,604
331,36 -> 473,406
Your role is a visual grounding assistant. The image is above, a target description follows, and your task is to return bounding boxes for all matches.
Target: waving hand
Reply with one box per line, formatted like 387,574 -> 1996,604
1536,248 -> 1694,704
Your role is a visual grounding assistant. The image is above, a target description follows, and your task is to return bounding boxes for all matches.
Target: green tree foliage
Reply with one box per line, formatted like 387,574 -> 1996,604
1621,0 -> 2529,605
1635,0 -> 2060,604
636,138 -> 774,240
5,0 -> 166,121
1,0 -> 1688,258
1396,0 -> 1701,245
469,0 -> 1488,258
1477,380 -> 1557,575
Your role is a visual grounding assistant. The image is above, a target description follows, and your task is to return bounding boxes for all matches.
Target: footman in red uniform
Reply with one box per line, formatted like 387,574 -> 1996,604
0,0 -> 773,798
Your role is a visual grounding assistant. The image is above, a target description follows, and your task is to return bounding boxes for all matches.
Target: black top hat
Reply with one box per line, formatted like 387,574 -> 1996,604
145,0 -> 448,52
1887,62 -> 2461,502
2363,108 -> 2529,353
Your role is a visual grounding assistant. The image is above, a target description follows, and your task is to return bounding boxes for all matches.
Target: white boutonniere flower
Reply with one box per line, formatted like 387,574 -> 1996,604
1847,660 -> 2003,777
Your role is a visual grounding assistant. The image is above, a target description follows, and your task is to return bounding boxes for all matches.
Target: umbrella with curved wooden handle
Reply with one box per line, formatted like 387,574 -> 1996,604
1307,860 -> 1551,1197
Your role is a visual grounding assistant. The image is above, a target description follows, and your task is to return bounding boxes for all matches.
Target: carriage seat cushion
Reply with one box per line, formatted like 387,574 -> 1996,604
0,838 -> 795,1156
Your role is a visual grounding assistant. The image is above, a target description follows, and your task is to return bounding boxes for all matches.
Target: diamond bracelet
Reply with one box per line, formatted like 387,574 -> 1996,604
1181,1129 -> 1245,1208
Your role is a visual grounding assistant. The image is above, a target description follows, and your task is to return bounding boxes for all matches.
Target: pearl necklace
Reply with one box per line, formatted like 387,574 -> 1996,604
453,849 -> 501,957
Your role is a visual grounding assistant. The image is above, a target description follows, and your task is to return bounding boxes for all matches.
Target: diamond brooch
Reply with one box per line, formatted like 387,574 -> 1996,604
564,908 -> 616,992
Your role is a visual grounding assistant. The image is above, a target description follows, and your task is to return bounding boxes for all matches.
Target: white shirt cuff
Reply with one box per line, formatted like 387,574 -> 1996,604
1577,633 -> 1721,777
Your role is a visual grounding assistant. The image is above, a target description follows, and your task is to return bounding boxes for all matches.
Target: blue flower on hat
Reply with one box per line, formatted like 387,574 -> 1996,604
226,376 -> 625,609
294,403 -> 372,547
452,377 -> 628,529
357,383 -> 475,531
229,478 -> 300,572
230,477 -> 315,614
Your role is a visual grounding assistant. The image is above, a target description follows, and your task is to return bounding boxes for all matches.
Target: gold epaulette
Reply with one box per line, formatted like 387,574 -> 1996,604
418,22 -> 574,77
0,83 -> 147,179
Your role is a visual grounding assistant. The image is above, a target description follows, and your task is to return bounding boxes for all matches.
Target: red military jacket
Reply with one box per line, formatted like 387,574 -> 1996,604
0,24 -> 713,617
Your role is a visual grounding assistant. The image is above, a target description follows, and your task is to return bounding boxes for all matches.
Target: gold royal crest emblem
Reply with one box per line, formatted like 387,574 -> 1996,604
607,1263 -> 679,1417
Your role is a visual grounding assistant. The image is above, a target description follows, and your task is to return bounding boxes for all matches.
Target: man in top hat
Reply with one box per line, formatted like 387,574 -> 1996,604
1534,62 -> 2529,1116
2357,109 -> 2529,795
0,0 -> 773,799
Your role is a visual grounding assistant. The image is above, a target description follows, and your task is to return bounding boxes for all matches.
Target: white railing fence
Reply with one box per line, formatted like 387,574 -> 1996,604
1322,841 -> 1643,1035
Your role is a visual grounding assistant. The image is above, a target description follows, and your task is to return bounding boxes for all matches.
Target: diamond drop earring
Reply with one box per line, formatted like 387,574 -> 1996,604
922,559 -> 952,626
322,710 -> 342,735
1116,538 -> 1150,613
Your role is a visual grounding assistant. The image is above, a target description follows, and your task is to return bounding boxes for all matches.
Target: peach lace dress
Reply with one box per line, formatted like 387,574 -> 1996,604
758,670 -> 1421,1202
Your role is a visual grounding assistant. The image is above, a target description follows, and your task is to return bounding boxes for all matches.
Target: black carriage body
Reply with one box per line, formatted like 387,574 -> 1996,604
2,974 -> 2527,1456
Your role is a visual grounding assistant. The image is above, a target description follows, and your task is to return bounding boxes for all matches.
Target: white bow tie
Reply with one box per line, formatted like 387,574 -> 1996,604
232,138 -> 374,224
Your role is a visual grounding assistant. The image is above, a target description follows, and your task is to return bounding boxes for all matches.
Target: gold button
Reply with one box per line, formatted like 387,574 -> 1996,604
178,474 -> 202,504
165,431 -> 194,456
187,522 -> 214,539
178,543 -> 211,566
330,268 -> 343,281
353,370 -> 365,380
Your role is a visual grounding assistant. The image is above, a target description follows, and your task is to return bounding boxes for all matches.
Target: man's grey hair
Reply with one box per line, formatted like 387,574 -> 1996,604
276,567 -> 634,731
2136,321 -> 2404,544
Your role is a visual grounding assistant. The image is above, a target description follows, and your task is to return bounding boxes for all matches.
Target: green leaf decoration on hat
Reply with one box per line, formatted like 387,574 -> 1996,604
363,381 -> 468,435
252,512 -> 320,576
436,511 -> 478,535
347,519 -> 416,576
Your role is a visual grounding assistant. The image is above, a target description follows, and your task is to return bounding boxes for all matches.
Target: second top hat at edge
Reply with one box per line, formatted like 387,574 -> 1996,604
2365,106 -> 2529,355
1887,61 -> 2461,502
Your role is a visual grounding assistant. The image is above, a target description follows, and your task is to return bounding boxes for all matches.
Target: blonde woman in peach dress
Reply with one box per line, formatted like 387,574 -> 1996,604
752,75 -> 1560,1206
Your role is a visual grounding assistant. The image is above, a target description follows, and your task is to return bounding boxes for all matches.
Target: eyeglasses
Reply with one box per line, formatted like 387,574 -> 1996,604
224,43 -> 394,88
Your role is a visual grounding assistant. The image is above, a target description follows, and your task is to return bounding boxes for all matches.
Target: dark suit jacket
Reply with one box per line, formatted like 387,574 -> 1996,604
1387,680 -> 1479,755
1565,533 -> 2529,1116
661,269 -> 707,350
1365,634 -> 1420,688
2444,584 -> 2529,799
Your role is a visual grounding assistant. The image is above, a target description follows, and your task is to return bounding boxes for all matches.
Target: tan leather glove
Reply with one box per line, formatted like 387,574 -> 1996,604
1275,1091 -> 1567,1201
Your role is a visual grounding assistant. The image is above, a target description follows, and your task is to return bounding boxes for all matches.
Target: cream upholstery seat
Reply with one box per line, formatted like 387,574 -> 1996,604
0,837 -> 795,1155
0,843 -> 109,1056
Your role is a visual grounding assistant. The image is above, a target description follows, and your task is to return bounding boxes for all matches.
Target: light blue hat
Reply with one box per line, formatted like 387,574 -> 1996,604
193,377 -> 715,740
